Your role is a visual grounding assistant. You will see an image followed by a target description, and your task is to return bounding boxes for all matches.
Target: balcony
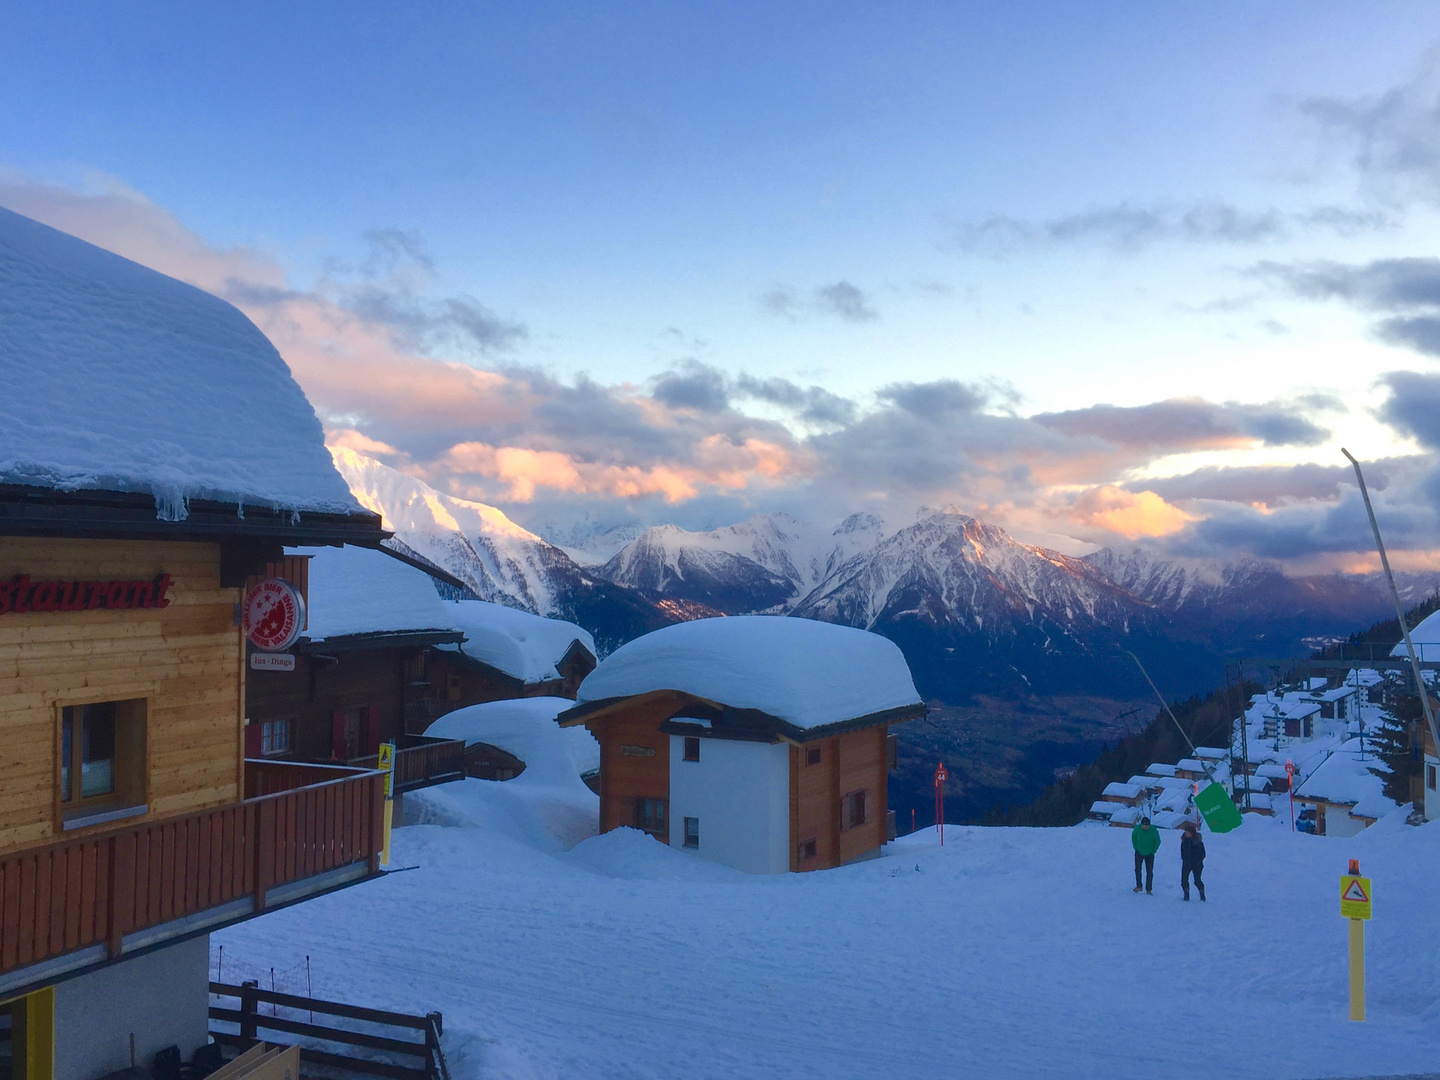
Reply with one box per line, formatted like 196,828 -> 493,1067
0,760 -> 385,999
348,734 -> 466,794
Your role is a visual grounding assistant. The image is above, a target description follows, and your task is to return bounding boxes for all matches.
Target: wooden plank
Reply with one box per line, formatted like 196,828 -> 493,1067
109,833 -> 134,954
16,855 -> 36,965
145,825 -> 164,926
196,812 -> 212,909
64,844 -> 83,950
158,823 -> 175,923
78,841 -> 97,946
1,861 -> 17,968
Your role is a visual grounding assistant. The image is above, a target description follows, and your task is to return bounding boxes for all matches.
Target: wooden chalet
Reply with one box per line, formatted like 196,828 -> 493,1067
0,207 -> 389,1078
557,616 -> 924,874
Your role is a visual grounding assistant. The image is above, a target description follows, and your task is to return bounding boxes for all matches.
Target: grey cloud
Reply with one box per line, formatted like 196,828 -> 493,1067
953,201 -> 1387,254
1136,460 -> 1418,506
1380,371 -> 1440,448
346,286 -> 526,356
1301,59 -> 1440,205
877,379 -> 989,420
760,281 -> 879,322
1262,256 -> 1440,357
652,362 -> 731,412
816,281 -> 877,322
1169,489 -> 1436,560
1034,398 -> 1333,450
733,374 -> 857,426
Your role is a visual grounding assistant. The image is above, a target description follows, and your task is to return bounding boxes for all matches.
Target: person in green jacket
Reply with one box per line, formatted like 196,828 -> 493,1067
1131,816 -> 1161,894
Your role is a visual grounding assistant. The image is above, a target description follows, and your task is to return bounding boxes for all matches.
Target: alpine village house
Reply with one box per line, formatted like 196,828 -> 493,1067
0,207 -> 391,1078
557,616 -> 924,874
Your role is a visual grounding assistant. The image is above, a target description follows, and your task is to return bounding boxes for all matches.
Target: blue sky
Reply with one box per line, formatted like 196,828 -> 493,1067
5,3 -> 1440,563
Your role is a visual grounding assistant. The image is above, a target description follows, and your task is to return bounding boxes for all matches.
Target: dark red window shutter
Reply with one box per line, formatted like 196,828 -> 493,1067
332,710 -> 347,760
366,705 -> 381,755
244,722 -> 262,758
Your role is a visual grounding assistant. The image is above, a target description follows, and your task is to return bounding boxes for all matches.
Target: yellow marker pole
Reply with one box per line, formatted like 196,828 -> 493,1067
378,741 -> 395,868
1349,917 -> 1365,1022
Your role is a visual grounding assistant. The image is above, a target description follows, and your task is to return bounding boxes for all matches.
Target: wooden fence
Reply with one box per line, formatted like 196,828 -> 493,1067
210,980 -> 449,1080
350,735 -> 466,794
0,766 -> 384,978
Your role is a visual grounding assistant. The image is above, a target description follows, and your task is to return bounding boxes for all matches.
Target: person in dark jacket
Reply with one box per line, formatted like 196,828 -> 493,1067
1180,820 -> 1206,901
1131,816 -> 1160,893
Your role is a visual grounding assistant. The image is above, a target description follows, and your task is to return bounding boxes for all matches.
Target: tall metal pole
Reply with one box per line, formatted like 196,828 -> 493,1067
1341,448 -> 1440,767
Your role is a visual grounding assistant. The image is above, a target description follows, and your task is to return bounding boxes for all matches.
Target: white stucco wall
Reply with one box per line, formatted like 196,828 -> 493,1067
54,932 -> 211,1080
669,736 -> 790,874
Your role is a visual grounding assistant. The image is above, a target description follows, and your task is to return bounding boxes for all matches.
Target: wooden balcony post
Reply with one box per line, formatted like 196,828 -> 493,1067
239,979 -> 259,1047
253,801 -> 273,912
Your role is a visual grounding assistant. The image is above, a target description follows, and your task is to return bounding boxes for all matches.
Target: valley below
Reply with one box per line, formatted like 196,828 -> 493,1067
890,694 -> 1154,826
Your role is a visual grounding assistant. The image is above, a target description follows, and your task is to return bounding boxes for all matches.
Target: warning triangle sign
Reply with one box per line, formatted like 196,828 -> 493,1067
1343,879 -> 1369,903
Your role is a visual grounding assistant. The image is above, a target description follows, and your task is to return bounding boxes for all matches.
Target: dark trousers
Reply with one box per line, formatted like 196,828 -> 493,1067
1183,863 -> 1205,897
1134,852 -> 1154,890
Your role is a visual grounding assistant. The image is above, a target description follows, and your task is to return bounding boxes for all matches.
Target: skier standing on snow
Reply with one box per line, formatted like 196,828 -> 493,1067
1180,820 -> 1206,901
1131,816 -> 1160,894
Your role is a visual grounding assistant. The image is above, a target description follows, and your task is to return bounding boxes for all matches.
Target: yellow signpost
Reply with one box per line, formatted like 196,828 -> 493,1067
378,741 -> 396,868
1341,860 -> 1370,1021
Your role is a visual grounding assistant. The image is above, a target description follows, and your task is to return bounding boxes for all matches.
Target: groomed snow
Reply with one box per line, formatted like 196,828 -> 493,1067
576,615 -> 922,729
437,600 -> 595,685
425,697 -> 600,782
215,773 -> 1440,1079
0,208 -> 358,518
295,545 -> 458,642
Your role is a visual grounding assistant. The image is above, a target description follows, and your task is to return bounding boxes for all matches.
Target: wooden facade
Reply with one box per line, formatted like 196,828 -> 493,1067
565,691 -> 913,871
0,537 -> 246,856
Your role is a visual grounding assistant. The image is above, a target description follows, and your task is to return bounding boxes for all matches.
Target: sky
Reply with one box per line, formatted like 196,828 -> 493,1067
6,2 -> 1440,568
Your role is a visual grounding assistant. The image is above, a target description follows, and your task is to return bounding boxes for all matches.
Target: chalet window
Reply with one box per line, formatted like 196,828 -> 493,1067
59,699 -> 146,822
683,816 -> 700,848
806,746 -> 822,767
633,797 -> 667,836
447,673 -> 462,702
798,838 -> 817,861
1429,764 -> 1437,791
683,736 -> 700,762
260,718 -> 293,756
843,789 -> 867,830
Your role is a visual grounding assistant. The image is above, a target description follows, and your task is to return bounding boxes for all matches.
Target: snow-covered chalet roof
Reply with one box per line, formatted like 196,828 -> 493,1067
295,546 -> 460,643
1392,610 -> 1440,662
573,615 -> 924,732
425,697 -> 600,784
1102,782 -> 1141,799
435,600 -> 596,686
1146,763 -> 1178,778
1293,744 -> 1394,813
0,207 -> 359,519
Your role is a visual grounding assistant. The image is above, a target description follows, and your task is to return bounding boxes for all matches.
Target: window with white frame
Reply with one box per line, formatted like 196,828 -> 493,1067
683,816 -> 700,848
261,718 -> 293,756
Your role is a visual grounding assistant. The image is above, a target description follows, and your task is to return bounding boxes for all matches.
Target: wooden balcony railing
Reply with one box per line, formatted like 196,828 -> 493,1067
349,735 -> 466,794
0,762 -> 384,991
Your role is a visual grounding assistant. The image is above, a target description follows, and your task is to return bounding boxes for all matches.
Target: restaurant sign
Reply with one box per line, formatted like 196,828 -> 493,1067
242,578 -> 306,652
0,573 -> 174,614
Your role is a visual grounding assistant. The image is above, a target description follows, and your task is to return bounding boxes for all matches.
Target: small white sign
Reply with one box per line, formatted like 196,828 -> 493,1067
250,652 -> 296,672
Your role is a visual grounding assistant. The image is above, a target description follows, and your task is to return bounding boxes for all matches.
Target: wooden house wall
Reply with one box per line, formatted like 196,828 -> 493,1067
586,697 -> 675,843
0,537 -> 243,855
790,726 -> 888,872
424,649 -> 568,712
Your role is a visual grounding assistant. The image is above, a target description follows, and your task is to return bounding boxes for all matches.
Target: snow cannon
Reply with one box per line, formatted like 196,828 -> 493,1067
1195,781 -> 1242,833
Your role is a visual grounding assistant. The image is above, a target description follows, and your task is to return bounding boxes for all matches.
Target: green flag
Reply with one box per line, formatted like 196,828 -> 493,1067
1196,781 -> 1243,833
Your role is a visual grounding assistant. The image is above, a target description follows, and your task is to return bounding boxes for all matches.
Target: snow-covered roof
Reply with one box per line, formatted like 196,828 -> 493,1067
0,207 -> 358,519
1127,774 -> 1160,790
1195,747 -> 1227,760
1146,763 -> 1178,778
295,546 -> 458,642
1102,782 -> 1142,799
1308,686 -> 1355,703
1156,776 -> 1193,792
1256,763 -> 1291,780
436,600 -> 595,686
425,697 -> 600,783
1293,745 -> 1393,811
1176,758 -> 1204,772
574,615 -> 923,732
1108,806 -> 1140,825
1087,801 -> 1118,817
1392,610 -> 1440,662
1239,792 -> 1273,810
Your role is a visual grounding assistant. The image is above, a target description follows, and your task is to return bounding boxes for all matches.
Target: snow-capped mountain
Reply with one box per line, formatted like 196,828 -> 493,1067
792,508 -> 1147,633
331,449 -> 690,653
596,512 -> 887,614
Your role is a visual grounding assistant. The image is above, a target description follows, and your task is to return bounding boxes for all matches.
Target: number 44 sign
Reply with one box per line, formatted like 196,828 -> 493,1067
1341,874 -> 1372,920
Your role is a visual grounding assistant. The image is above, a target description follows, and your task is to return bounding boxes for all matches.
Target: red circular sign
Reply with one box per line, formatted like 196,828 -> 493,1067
242,578 -> 306,652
